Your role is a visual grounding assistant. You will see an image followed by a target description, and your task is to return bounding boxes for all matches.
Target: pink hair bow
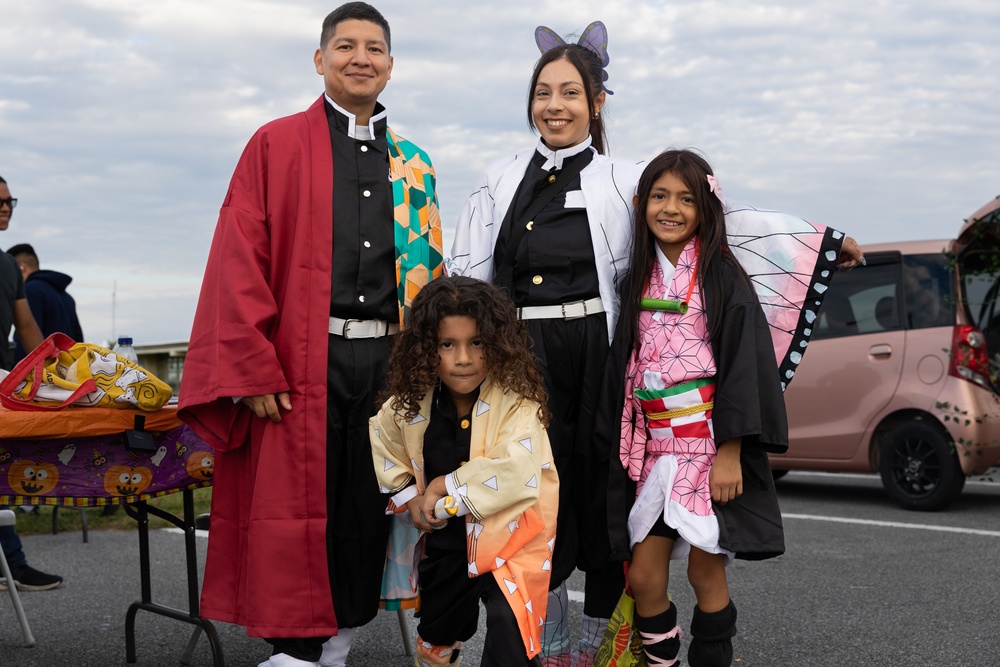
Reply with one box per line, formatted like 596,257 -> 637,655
707,175 -> 725,203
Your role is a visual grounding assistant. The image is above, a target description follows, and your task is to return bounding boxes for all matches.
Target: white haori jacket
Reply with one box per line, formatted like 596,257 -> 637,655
446,139 -> 646,344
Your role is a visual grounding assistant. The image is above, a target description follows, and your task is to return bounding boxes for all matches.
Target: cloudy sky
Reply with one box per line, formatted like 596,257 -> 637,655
2,0 -> 998,346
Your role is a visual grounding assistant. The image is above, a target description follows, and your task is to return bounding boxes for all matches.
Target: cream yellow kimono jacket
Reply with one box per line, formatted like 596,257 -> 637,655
369,377 -> 559,659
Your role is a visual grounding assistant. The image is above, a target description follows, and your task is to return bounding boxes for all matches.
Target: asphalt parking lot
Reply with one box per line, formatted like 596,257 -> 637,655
2,471 -> 998,667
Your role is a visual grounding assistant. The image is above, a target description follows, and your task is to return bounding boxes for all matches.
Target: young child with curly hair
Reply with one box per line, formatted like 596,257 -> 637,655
370,275 -> 559,666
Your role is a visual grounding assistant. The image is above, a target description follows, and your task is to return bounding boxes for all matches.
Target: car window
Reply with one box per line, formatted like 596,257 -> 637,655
811,254 -> 902,340
902,254 -> 954,330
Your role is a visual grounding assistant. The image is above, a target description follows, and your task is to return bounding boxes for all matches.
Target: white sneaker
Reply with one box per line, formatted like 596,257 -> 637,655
258,653 -> 320,667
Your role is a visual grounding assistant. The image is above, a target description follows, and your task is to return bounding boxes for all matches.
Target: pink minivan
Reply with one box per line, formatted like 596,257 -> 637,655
774,195 -> 1000,510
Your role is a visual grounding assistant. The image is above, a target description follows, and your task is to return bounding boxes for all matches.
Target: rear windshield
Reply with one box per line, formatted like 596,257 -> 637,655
961,251 -> 1000,329
959,247 -> 1000,384
810,252 -> 952,341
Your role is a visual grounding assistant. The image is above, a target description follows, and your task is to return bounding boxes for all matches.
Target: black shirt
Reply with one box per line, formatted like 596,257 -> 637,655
0,251 -> 25,371
325,98 -> 397,321
494,143 -> 601,307
423,384 -> 479,550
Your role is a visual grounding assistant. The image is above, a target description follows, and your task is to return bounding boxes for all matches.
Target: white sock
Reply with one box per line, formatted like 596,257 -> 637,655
318,627 -> 357,667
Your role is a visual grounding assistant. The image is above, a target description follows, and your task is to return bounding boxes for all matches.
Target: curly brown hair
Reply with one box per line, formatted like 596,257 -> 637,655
380,276 -> 551,426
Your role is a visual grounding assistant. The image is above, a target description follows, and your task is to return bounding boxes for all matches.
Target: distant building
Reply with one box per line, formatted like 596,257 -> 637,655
134,341 -> 187,396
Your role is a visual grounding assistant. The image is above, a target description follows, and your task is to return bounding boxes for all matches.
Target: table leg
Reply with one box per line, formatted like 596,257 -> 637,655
122,491 -> 225,666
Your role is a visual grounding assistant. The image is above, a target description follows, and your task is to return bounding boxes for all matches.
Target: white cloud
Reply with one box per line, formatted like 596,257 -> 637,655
2,0 -> 998,345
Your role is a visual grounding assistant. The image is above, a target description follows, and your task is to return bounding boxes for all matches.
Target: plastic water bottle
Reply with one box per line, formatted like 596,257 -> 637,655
113,336 -> 138,364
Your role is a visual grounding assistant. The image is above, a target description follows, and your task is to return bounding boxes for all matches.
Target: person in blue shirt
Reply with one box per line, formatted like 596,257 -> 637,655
7,243 -> 85,362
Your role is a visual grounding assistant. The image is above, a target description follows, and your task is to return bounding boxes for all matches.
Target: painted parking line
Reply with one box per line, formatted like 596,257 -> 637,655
163,527 -> 209,538
784,470 -> 998,485
782,513 -> 1000,537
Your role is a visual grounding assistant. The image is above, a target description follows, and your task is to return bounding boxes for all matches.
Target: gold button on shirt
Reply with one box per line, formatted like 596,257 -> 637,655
460,419 -> 470,430
532,275 -> 543,285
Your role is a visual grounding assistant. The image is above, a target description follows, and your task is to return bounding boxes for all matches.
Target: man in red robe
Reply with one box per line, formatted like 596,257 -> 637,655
178,4 -> 443,666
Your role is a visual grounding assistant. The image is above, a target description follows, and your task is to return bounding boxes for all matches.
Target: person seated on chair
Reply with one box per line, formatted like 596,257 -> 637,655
0,526 -> 63,592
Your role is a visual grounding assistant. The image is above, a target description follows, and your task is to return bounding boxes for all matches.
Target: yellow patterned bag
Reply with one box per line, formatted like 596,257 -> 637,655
0,333 -> 172,412
594,586 -> 647,667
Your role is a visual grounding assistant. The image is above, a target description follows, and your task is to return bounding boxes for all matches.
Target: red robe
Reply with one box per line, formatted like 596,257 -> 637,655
179,96 -> 442,637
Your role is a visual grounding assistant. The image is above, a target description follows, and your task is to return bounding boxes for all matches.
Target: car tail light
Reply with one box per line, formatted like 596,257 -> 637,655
949,325 -> 992,389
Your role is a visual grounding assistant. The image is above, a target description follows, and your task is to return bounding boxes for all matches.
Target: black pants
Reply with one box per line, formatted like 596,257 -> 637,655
419,545 -> 541,667
524,313 -> 624,617
267,333 -> 395,660
325,334 -> 394,628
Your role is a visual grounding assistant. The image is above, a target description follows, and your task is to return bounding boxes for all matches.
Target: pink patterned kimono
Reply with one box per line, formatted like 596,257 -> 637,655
607,202 -> 835,563
620,238 -> 728,558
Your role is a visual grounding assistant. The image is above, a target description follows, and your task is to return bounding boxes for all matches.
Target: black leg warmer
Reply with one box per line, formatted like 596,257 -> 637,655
635,602 -> 682,666
687,600 -> 737,667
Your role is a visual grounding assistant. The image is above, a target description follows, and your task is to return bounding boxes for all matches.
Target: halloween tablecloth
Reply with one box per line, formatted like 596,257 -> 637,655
0,406 -> 212,507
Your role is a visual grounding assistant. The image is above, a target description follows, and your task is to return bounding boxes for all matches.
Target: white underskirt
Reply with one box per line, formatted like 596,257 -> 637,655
627,455 -> 734,564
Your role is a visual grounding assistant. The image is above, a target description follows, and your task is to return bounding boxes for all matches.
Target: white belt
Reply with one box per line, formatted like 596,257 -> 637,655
329,317 -> 399,339
517,297 -> 605,321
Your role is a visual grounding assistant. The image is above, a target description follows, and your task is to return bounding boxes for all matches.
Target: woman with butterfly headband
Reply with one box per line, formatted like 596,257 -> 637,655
446,19 -> 865,667
447,21 -> 644,666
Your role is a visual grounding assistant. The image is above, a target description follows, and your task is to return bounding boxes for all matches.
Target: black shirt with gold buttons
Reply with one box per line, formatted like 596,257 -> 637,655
493,143 -> 601,307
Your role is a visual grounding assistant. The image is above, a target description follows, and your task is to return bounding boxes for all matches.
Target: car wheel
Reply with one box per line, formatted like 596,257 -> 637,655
878,422 -> 965,511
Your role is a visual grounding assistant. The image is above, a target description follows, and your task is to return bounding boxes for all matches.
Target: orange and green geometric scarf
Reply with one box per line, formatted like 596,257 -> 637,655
388,128 -> 444,326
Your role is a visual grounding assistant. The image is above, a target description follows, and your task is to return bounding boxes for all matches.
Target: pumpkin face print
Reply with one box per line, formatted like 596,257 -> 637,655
186,452 -> 215,481
7,459 -> 60,495
104,465 -> 153,496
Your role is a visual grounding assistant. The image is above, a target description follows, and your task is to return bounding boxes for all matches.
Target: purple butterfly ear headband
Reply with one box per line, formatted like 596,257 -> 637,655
534,20 -> 613,94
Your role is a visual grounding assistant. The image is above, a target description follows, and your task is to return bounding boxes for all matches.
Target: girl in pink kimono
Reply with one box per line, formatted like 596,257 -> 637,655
616,151 -> 789,667
371,276 -> 559,666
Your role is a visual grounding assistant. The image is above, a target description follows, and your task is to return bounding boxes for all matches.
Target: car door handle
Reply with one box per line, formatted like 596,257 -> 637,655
869,344 -> 892,357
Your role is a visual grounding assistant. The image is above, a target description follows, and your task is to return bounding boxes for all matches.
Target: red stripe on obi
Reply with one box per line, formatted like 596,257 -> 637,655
638,381 -> 715,440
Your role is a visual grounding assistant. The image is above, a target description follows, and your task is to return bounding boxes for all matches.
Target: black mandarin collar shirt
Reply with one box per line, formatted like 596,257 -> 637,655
325,96 -> 397,321
494,138 -> 601,306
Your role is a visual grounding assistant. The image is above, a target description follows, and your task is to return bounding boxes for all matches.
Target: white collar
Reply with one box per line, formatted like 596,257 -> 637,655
654,243 -> 677,287
535,135 -> 593,171
325,94 -> 387,141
